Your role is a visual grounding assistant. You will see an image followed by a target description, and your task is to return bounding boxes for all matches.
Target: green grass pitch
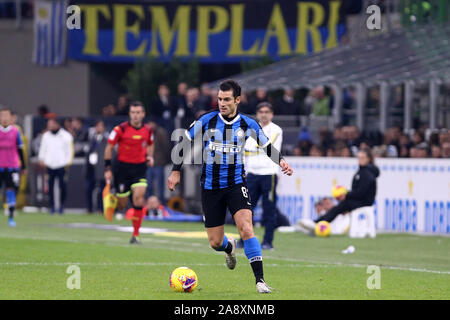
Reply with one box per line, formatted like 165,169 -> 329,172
0,212 -> 449,300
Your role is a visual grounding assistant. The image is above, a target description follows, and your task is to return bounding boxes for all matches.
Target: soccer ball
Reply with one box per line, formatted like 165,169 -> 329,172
331,185 -> 347,200
315,221 -> 331,237
169,267 -> 198,293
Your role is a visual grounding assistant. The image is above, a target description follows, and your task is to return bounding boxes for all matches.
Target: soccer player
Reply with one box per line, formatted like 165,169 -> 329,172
104,101 -> 154,244
242,102 -> 283,250
0,107 -> 26,227
167,80 -> 293,293
299,148 -> 380,231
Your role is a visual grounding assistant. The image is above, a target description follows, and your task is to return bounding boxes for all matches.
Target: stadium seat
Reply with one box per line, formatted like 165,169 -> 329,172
349,206 -> 376,238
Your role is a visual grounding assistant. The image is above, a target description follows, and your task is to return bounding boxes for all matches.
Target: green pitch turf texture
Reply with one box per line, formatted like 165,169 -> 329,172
0,212 -> 449,300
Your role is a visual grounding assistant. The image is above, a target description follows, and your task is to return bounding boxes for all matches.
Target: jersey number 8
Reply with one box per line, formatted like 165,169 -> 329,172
241,186 -> 249,198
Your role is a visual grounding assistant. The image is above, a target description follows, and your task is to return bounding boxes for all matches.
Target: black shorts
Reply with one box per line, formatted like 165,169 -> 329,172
201,183 -> 252,228
0,169 -> 20,190
114,162 -> 147,198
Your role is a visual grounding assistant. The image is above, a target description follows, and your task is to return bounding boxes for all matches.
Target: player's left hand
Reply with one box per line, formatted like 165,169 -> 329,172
280,158 -> 293,176
147,156 -> 154,167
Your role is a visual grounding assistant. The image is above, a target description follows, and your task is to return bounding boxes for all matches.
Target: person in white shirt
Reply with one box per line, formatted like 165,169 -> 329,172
38,118 -> 74,214
242,102 -> 283,250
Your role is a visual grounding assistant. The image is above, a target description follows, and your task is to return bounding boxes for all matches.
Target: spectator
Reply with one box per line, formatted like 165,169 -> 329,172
297,128 -> 312,155
339,146 -> 352,158
209,89 -> 219,110
360,129 -> 383,147
441,142 -> 450,158
72,117 -> 89,157
275,87 -> 301,115
439,129 -> 450,145
176,82 -> 188,107
326,146 -> 336,157
430,145 -> 442,158
372,145 -> 388,158
31,130 -> 43,156
183,87 -> 202,126
309,145 -> 324,157
318,127 -> 333,150
359,141 -> 371,150
398,132 -> 412,158
293,146 -> 303,156
338,145 -> 352,157
380,127 -> 400,157
399,132 -> 411,147
416,143 -> 428,158
38,118 -> 74,214
366,87 -> 380,111
238,91 -> 250,113
333,126 -> 344,144
145,196 -> 169,218
346,125 -> 362,155
244,87 -> 268,114
409,145 -> 418,158
311,86 -> 330,116
146,121 -> 171,204
428,131 -> 440,146
410,143 -> 427,158
399,144 -> 410,158
152,84 -> 177,120
85,120 -> 109,213
116,94 -> 129,116
37,105 -> 50,118
198,83 -> 213,111
412,130 -> 425,145
63,118 -> 73,136
102,104 -> 117,117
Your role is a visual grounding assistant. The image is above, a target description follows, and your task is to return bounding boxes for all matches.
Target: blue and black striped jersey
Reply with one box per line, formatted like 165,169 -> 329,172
185,110 -> 271,190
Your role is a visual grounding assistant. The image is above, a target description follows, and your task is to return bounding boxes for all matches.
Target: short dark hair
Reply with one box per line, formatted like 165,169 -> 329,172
94,119 -> 105,126
219,79 -> 241,98
256,102 -> 273,113
38,105 -> 49,114
129,101 -> 145,110
359,147 -> 374,164
0,106 -> 10,113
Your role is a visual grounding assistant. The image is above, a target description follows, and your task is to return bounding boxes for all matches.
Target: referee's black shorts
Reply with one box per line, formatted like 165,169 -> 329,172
201,183 -> 252,228
114,161 -> 147,198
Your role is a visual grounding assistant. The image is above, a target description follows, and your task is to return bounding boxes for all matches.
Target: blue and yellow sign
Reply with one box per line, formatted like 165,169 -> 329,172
68,0 -> 346,63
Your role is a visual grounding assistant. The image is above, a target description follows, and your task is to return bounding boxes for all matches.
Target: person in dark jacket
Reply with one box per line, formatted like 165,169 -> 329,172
151,84 -> 178,120
85,120 -> 109,213
299,148 -> 380,230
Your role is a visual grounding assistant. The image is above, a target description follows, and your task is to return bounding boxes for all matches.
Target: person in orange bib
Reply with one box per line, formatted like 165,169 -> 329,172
104,101 -> 154,244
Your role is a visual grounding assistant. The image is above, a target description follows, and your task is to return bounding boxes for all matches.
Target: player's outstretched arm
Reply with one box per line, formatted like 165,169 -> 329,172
279,158 -> 293,176
167,170 -> 180,191
260,142 -> 293,176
